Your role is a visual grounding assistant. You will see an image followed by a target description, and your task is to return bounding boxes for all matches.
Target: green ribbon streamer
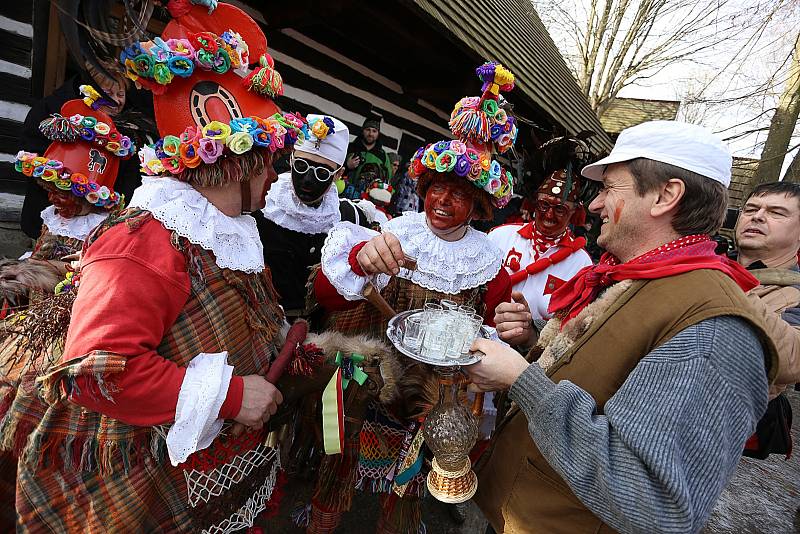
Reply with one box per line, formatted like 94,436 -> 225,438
334,351 -> 368,390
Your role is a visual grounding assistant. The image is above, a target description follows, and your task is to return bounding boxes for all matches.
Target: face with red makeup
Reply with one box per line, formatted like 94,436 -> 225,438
46,187 -> 91,219
533,193 -> 576,237
424,178 -> 475,237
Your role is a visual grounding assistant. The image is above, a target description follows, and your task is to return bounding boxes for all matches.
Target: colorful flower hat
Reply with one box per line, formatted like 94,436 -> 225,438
120,1 -> 283,137
408,139 -> 514,208
408,62 -> 517,209
14,87 -> 129,210
138,112 -> 308,177
449,62 -> 518,155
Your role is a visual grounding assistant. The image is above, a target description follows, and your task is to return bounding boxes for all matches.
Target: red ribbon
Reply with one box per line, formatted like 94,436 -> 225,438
509,237 -> 587,285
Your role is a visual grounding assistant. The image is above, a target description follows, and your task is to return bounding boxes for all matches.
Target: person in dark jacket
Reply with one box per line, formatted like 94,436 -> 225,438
255,114 -> 368,319
342,114 -> 393,199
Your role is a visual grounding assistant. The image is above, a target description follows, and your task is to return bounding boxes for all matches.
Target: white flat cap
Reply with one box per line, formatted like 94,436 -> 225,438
582,120 -> 732,187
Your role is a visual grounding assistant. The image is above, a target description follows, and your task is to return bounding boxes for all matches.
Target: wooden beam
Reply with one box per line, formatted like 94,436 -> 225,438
42,1 -> 67,97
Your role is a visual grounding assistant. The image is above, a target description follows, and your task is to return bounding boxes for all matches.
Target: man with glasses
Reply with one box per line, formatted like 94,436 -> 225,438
255,114 -> 366,320
488,137 -> 594,347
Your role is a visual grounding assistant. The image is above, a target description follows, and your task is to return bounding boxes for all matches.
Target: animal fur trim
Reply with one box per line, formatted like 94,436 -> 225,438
0,259 -> 64,307
304,330 -> 401,405
537,280 -> 633,372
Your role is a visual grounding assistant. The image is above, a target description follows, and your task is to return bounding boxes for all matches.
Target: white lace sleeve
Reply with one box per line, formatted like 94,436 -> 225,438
320,221 -> 380,301
166,351 -> 234,466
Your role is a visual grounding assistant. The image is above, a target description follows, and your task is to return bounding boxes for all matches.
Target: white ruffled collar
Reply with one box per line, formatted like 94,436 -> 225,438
128,177 -> 264,273
261,172 -> 340,234
40,206 -> 107,241
379,211 -> 503,294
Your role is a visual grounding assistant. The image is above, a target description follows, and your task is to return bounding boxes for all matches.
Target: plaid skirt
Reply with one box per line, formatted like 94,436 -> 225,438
15,431 -> 283,533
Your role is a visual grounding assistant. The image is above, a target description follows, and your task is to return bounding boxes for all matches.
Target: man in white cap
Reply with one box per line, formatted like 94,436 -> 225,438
255,114 -> 369,319
465,121 -> 779,533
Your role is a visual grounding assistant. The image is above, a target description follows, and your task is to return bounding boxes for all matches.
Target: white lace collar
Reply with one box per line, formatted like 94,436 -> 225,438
128,177 -> 264,273
380,211 -> 503,293
40,206 -> 107,241
261,172 -> 340,234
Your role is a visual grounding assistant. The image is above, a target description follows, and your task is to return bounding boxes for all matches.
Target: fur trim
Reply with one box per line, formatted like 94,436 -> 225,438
751,268 -> 800,287
304,331 -> 401,405
537,280 -> 633,372
0,259 -> 64,305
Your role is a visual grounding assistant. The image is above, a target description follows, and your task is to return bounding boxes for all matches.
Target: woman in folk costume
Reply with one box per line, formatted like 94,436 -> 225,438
7,2 -> 305,532
307,62 -> 516,534
0,86 -> 130,316
0,86 -> 130,531
488,135 -> 595,343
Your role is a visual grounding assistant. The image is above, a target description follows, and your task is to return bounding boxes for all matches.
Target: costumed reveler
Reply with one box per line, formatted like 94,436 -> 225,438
5,3 -> 307,532
488,136 -> 594,322
254,114 -> 369,321
0,87 -> 129,531
0,87 -> 130,316
305,62 -> 516,534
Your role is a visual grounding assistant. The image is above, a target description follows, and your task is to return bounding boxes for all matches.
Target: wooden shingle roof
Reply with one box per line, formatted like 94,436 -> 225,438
729,157 -> 759,210
600,97 -> 681,135
411,0 -> 613,152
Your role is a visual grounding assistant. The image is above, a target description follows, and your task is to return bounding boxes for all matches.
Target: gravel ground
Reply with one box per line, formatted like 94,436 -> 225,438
264,390 -> 800,533
704,389 -> 800,534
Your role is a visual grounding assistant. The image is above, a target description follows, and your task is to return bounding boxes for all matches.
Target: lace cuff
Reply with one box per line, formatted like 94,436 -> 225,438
166,351 -> 233,466
320,222 -> 380,300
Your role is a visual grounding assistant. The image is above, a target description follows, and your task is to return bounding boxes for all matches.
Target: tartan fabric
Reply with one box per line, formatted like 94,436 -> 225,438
29,225 -> 83,262
9,209 -> 286,533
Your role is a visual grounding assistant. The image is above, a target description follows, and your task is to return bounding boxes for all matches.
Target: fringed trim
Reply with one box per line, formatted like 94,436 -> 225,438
17,426 -> 163,475
38,350 -> 127,405
311,435 -> 360,512
304,263 -> 322,316
220,260 -> 283,343
355,475 -> 394,494
288,343 -> 325,377
377,491 -> 423,534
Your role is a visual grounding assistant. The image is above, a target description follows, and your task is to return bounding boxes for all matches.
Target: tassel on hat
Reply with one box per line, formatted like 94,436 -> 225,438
39,115 -> 80,142
243,54 -> 284,98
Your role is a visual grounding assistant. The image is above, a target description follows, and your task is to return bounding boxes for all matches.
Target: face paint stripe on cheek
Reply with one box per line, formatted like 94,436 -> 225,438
613,199 -> 625,224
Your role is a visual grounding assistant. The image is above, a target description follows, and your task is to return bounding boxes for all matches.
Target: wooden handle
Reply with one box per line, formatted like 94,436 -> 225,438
471,392 -> 485,418
266,320 -> 308,384
363,282 -> 397,318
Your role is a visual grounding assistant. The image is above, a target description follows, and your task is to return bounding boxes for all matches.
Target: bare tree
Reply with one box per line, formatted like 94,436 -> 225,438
784,150 -> 800,182
752,33 -> 800,184
534,0 -> 789,118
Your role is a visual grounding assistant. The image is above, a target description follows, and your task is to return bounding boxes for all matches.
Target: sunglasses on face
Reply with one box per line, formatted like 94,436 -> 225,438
535,199 -> 573,218
291,155 -> 341,182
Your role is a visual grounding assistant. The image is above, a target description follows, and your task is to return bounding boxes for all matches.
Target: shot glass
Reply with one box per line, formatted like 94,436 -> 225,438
421,324 -> 453,361
403,314 -> 425,352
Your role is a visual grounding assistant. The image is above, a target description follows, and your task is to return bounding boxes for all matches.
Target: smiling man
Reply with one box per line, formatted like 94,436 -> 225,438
466,121 -> 779,534
489,136 -> 594,347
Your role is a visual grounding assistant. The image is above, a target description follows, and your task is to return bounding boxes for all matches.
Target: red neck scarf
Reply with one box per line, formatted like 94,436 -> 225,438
547,234 -> 759,325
